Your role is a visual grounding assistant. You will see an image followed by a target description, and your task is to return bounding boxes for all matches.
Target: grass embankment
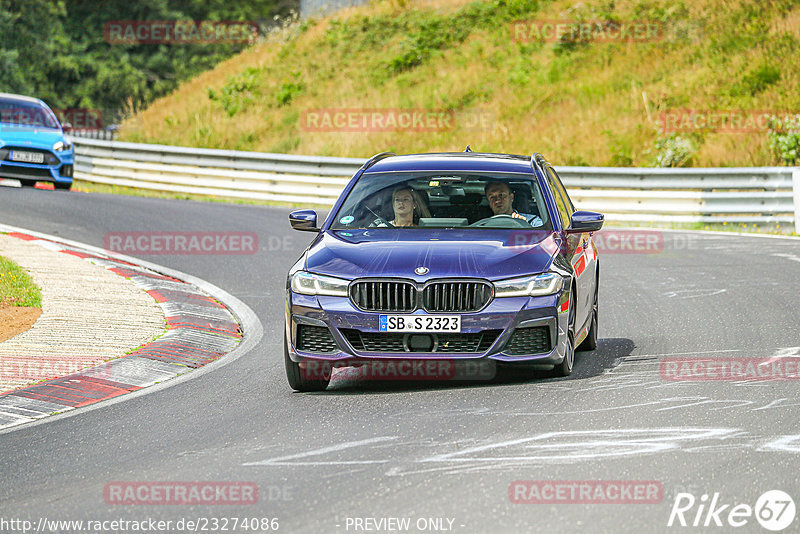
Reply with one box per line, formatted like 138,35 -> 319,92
0,252 -> 43,343
119,0 -> 800,167
0,255 -> 42,308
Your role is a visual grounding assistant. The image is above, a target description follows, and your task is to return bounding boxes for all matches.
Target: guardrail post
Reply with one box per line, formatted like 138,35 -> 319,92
794,169 -> 800,235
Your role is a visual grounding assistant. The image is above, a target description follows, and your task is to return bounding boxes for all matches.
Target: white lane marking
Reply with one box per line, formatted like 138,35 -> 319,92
242,436 -> 398,466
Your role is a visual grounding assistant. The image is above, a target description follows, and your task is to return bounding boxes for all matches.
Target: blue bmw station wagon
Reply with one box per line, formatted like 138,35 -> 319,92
0,93 -> 74,190
285,151 -> 603,391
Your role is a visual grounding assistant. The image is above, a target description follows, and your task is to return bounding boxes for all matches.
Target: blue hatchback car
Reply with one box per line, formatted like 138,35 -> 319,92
0,93 -> 74,190
285,151 -> 603,391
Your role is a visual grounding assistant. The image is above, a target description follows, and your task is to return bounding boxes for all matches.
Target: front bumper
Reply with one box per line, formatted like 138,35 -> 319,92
0,147 -> 74,185
285,288 -> 571,369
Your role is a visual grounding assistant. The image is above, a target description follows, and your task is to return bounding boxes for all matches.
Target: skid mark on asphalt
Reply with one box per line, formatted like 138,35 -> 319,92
242,436 -> 399,466
772,253 -> 800,263
760,435 -> 800,453
243,427 -> 800,477
243,428 -> 760,477
661,288 -> 727,299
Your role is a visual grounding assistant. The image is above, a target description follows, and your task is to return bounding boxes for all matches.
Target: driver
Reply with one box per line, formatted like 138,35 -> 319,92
485,181 -> 542,226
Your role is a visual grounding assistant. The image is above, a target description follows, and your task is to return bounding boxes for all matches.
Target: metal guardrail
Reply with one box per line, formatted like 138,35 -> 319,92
73,137 -> 800,231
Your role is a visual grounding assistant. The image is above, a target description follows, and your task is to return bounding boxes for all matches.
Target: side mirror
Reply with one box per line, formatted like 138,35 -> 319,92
566,210 -> 604,233
62,122 -> 72,133
289,209 -> 319,232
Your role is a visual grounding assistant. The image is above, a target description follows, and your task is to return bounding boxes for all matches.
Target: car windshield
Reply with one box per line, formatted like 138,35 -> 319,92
330,171 -> 552,231
0,98 -> 61,129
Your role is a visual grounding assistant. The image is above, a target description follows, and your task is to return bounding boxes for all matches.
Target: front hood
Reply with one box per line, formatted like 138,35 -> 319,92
306,229 -> 560,281
0,126 -> 65,150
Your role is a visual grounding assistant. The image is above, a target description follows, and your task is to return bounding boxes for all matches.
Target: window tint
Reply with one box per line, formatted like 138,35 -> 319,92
330,171 -> 553,231
548,166 -> 575,212
546,166 -> 571,229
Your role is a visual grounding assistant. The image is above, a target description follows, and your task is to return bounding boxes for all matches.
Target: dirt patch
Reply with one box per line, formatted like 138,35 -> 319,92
0,300 -> 42,343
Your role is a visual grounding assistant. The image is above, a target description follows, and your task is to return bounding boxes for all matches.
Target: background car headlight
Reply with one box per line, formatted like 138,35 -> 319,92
53,140 -> 72,152
291,271 -> 349,297
494,273 -> 563,297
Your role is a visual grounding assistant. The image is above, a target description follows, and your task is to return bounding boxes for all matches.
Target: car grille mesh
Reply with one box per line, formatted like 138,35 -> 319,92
341,329 -> 501,354
296,324 -> 338,353
349,279 -> 493,313
422,281 -> 493,312
350,281 -> 416,312
504,326 -> 551,355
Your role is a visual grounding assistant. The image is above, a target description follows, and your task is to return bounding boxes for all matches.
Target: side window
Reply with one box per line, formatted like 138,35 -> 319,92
546,166 -> 571,229
549,166 -> 575,212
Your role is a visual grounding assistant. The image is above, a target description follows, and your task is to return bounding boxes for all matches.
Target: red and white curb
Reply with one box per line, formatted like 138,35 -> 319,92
0,225 -> 262,431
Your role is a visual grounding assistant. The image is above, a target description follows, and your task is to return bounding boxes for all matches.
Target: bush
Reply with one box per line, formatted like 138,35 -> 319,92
652,134 -> 697,167
768,115 -> 800,165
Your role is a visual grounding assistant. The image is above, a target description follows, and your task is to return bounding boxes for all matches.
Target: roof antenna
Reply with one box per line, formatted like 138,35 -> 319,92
464,145 -> 472,152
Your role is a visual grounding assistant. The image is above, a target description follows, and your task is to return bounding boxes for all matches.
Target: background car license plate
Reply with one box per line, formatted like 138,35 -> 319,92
379,315 -> 461,333
11,151 -> 44,164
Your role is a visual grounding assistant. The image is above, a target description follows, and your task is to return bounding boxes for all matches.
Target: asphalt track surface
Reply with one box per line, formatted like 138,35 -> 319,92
1,186 -> 800,533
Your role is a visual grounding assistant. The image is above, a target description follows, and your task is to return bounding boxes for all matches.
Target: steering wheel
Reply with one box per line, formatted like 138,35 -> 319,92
469,214 -> 532,228
367,214 -> 394,228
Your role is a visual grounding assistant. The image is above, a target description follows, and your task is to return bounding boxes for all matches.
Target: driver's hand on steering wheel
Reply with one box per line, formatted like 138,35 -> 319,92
510,212 -> 526,220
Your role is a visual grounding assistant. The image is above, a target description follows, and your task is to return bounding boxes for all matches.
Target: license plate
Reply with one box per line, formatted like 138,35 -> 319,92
379,315 -> 461,333
10,151 -> 44,164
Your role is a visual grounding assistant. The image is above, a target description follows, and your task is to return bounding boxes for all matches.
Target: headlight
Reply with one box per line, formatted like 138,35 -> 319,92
291,271 -> 349,297
53,140 -> 72,152
494,273 -> 563,297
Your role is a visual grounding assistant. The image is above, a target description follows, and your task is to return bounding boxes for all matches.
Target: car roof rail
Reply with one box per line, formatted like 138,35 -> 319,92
362,151 -> 397,170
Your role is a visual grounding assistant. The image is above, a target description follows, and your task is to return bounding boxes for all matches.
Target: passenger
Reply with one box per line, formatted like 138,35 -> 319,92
484,181 -> 543,226
377,187 -> 430,227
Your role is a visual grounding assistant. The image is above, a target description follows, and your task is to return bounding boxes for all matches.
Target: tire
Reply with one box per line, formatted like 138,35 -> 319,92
19,179 -> 36,187
284,338 -> 330,392
550,290 -> 575,377
577,285 -> 598,352
54,182 -> 72,191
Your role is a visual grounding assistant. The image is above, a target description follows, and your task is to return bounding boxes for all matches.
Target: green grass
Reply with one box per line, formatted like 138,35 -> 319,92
118,0 -> 800,167
0,255 -> 42,308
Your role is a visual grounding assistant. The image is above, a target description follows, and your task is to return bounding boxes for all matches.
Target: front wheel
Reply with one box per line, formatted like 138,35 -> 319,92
550,291 -> 575,377
551,331 -> 575,377
284,338 -> 330,392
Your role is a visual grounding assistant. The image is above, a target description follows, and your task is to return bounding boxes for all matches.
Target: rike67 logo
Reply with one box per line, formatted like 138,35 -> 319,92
668,490 -> 796,531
